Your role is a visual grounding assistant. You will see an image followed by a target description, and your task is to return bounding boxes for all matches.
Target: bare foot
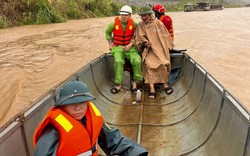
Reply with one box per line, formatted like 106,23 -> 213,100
148,92 -> 156,99
132,81 -> 137,89
163,83 -> 173,94
149,84 -> 155,98
110,85 -> 121,94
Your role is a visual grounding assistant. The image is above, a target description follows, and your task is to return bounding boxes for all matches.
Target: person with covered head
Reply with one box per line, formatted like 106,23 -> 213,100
134,6 -> 174,99
105,5 -> 143,94
153,4 -> 174,41
33,81 -> 148,156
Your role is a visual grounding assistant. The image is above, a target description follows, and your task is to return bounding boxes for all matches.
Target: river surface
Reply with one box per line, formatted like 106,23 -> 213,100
0,8 -> 250,128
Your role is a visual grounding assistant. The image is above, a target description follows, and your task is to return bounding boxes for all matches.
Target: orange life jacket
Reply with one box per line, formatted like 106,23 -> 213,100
33,102 -> 103,156
113,17 -> 134,46
159,15 -> 174,41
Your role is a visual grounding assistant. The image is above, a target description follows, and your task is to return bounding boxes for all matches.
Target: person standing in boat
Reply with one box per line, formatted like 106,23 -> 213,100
33,81 -> 148,156
134,6 -> 174,99
153,4 -> 174,41
105,5 -> 143,94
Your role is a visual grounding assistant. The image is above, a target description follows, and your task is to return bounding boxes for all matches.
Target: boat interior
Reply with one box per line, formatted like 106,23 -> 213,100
0,52 -> 249,156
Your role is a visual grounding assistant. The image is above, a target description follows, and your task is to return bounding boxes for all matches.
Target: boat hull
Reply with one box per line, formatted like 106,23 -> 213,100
0,53 -> 249,155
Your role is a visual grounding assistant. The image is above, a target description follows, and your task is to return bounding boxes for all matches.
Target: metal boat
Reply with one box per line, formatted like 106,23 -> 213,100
0,52 -> 249,155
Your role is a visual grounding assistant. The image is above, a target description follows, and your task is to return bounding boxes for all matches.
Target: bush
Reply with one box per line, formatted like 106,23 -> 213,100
0,16 -> 8,29
20,12 -> 34,25
34,0 -> 65,24
66,1 -> 81,19
110,2 -> 120,15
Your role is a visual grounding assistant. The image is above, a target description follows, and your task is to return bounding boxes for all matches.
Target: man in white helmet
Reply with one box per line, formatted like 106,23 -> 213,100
105,5 -> 143,94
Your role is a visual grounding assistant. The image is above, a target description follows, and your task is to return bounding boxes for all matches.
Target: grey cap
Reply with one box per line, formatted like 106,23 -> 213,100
55,81 -> 95,106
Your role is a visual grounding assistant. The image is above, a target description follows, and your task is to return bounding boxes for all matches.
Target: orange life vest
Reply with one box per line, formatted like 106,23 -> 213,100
159,15 -> 174,41
33,102 -> 103,156
113,17 -> 134,46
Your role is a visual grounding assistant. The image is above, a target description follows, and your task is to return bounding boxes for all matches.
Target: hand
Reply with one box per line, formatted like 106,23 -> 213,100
145,41 -> 152,48
109,42 -> 113,51
123,42 -> 133,52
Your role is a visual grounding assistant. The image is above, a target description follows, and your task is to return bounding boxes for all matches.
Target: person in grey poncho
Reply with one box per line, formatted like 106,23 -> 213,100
134,6 -> 174,99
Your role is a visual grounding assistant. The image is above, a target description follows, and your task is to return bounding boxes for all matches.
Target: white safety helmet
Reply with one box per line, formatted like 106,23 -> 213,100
120,5 -> 132,15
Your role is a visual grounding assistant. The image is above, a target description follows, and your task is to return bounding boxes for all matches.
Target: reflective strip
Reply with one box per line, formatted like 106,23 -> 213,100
55,114 -> 73,132
77,150 -> 92,156
115,25 -> 119,30
105,122 -> 111,130
90,102 -> 101,116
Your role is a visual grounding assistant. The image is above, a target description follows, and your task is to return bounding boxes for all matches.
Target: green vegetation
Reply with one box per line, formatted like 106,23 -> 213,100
0,16 -> 8,28
0,0 -> 123,28
223,4 -> 241,8
0,0 -> 243,29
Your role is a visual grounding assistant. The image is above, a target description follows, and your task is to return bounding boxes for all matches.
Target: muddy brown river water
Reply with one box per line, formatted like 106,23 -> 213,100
0,8 -> 250,128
